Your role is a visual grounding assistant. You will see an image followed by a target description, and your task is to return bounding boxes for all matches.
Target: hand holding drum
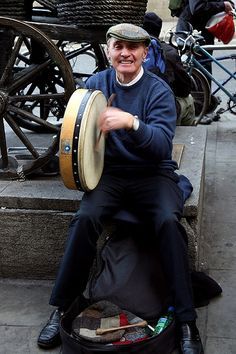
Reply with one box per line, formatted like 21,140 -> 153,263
98,106 -> 134,133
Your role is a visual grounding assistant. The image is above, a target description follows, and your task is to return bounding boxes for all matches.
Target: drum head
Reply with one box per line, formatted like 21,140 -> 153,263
59,89 -> 107,191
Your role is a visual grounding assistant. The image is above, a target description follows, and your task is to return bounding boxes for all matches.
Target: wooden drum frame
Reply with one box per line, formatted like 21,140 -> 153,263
59,88 -> 107,191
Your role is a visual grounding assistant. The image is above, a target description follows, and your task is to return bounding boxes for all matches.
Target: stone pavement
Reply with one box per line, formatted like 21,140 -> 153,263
0,115 -> 236,353
197,116 -> 236,354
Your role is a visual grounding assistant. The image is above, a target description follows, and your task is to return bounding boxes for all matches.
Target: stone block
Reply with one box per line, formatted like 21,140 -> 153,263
0,126 -> 207,278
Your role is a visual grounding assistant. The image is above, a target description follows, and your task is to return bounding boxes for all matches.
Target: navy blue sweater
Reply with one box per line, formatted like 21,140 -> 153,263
86,68 -> 178,172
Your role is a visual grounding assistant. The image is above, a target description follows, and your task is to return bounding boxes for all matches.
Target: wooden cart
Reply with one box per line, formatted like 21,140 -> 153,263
0,1 -> 118,179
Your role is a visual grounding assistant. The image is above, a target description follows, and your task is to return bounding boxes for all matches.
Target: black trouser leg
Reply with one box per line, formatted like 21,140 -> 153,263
49,213 -> 102,309
49,173 -> 125,308
158,218 -> 197,322
129,173 -> 197,322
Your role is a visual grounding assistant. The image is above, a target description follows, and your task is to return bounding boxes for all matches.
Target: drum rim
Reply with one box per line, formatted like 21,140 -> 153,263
72,89 -> 93,190
59,88 -> 106,191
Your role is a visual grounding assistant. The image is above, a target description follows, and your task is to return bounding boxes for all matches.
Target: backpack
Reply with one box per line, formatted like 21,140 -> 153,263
168,0 -> 185,17
59,218 -> 222,354
143,38 -> 177,90
60,222 -> 177,354
143,37 -> 166,76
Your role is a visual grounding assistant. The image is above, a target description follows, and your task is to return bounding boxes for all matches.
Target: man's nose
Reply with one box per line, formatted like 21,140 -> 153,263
121,46 -> 131,56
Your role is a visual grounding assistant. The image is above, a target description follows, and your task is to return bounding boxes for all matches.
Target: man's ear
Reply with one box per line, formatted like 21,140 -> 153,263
143,47 -> 149,59
106,45 -> 111,61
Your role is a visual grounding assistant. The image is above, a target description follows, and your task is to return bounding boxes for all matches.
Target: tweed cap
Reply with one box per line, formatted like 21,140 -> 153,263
106,23 -> 151,45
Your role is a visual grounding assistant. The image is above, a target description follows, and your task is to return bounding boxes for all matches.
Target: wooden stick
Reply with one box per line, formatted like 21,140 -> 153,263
94,93 -> 116,152
96,320 -> 148,335
107,93 -> 116,107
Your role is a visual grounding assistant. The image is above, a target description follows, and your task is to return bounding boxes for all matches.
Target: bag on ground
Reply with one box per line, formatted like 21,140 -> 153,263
60,223 -> 177,353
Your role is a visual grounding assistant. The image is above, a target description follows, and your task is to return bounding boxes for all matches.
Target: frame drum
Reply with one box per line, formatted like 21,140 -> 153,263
59,89 -> 107,191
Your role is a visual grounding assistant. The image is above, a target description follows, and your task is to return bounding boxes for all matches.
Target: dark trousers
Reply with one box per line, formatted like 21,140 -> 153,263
50,169 -> 197,322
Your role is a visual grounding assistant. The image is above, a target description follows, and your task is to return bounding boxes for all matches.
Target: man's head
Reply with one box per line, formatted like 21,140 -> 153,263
106,23 -> 150,83
143,12 -> 163,38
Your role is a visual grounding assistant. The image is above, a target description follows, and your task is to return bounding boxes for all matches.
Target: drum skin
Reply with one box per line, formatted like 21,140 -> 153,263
59,88 -> 107,191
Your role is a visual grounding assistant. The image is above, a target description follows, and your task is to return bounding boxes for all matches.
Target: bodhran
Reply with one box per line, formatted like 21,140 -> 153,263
59,88 -> 107,191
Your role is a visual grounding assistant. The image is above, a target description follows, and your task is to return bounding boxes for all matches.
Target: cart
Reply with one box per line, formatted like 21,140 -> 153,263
0,0 -> 147,179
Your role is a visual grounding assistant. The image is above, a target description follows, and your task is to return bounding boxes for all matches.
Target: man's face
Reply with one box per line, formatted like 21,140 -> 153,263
107,38 -> 148,83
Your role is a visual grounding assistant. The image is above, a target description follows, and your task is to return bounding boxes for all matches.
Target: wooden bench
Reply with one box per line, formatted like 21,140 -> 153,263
0,126 -> 207,279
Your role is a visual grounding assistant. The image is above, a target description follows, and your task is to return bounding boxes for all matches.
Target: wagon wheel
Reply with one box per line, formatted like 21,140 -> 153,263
14,40 -> 108,132
57,41 -> 109,88
0,16 -> 75,179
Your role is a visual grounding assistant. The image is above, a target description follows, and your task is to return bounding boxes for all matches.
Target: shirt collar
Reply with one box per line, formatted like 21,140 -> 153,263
116,66 -> 144,86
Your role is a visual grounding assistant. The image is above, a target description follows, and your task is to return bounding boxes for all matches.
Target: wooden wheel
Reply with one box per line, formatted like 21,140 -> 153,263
57,41 -> 108,88
0,16 -> 75,178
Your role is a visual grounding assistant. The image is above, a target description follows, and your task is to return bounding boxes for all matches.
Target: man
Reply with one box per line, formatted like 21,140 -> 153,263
143,11 -> 196,126
37,23 -> 203,354
176,0 -> 234,40
176,0 -> 235,118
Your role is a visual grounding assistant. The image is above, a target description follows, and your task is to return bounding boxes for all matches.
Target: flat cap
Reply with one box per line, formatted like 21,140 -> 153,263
106,23 -> 150,46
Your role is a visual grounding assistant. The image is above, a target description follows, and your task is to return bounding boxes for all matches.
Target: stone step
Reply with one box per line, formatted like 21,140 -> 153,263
0,126 -> 207,278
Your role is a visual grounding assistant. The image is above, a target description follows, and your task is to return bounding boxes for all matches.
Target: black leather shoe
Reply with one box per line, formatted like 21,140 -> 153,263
179,321 -> 204,354
37,309 -> 64,349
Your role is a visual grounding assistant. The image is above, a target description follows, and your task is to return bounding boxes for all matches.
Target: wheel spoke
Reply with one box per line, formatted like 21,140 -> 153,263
0,35 -> 23,86
9,60 -> 51,93
9,92 -> 65,102
0,118 -> 9,168
22,35 -> 31,53
8,104 -> 60,132
17,52 -> 31,66
63,44 -> 93,60
5,113 -> 40,159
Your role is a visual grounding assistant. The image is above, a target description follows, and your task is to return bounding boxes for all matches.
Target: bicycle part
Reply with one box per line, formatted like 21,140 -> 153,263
212,112 -> 222,121
228,94 -> 236,114
0,16 -> 75,178
168,29 -> 205,54
189,68 -> 211,124
206,95 -> 221,114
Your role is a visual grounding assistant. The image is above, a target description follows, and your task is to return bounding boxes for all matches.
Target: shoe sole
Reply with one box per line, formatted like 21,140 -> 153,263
37,337 -> 61,349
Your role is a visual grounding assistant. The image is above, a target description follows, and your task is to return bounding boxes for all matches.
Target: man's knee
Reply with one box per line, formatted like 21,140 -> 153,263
153,211 -> 178,232
162,212 -> 179,226
159,213 -> 188,245
70,209 -> 100,228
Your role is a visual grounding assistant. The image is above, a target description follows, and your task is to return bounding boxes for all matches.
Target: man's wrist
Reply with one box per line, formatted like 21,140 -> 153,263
132,115 -> 140,131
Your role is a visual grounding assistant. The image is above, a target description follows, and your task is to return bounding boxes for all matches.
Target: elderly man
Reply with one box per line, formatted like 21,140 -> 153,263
37,23 -> 203,354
